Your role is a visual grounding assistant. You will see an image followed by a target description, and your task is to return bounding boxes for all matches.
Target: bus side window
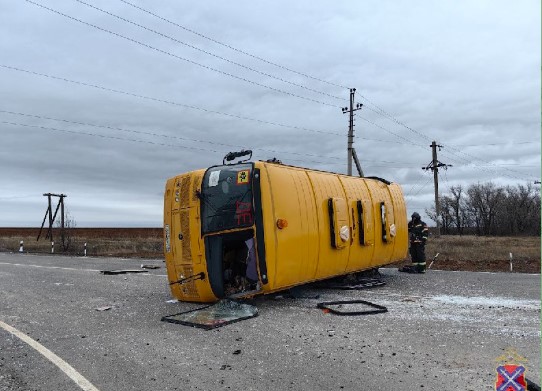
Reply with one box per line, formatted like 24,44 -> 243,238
357,200 -> 365,245
328,197 -> 348,249
380,202 -> 387,243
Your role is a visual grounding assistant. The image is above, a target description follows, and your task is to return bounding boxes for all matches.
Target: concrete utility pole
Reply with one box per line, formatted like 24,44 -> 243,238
341,88 -> 363,176
422,142 -> 451,237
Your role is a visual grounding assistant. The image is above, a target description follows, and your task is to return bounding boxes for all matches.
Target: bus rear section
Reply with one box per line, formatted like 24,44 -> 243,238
164,163 -> 266,302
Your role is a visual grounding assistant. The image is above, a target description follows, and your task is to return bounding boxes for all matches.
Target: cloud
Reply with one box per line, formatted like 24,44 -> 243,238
0,0 -> 539,227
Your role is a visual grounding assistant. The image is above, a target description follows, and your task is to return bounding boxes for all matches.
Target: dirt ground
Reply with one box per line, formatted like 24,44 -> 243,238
0,228 -> 539,273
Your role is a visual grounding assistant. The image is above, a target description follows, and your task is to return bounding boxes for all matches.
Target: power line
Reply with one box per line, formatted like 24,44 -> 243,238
1,120 -> 224,153
0,109 -> 345,163
0,195 -> 40,200
116,0 -> 446,149
404,170 -> 433,197
25,0 -> 472,162
449,141 -> 539,147
2,68 -> 534,184
412,176 -> 434,197
360,102 -> 433,144
118,0 -> 349,90
0,64 -> 342,137
0,63 -> 452,165
439,145 -> 536,182
0,120 -> 353,170
1,110 -> 426,167
358,116 -> 427,148
73,0 -> 347,104
23,0 -> 461,161
25,0 -> 339,108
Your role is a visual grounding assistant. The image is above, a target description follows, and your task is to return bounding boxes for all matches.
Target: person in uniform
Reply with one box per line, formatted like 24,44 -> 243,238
400,212 -> 429,273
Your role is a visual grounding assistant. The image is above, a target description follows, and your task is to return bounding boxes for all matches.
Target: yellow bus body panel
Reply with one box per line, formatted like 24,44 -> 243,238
164,162 -> 408,302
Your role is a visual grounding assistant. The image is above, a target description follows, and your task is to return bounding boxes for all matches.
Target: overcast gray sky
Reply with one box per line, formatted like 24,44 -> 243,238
1,0 -> 540,227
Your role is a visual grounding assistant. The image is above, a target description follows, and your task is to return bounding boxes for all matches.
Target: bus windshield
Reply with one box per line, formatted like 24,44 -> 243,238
201,163 -> 254,234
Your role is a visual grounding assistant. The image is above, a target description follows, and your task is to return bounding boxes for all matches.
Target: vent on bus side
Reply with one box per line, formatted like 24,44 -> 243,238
180,210 -> 192,263
180,265 -> 199,298
180,175 -> 190,207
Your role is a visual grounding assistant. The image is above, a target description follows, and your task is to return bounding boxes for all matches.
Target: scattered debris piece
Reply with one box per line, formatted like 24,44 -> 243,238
166,299 -> 179,304
428,253 -> 440,269
100,269 -> 149,275
313,278 -> 385,290
317,300 -> 388,316
161,299 -> 258,330
141,264 -> 161,270
232,350 -> 241,355
95,306 -> 112,311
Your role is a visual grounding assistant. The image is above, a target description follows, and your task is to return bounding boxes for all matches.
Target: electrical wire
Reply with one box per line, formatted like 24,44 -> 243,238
25,0 -> 339,108
438,146 -> 536,182
118,0 -> 349,90
1,120 -> 354,170
0,109 -> 347,164
412,175 -> 434,196
449,141 -> 539,147
0,110 -> 426,167
1,120 -> 223,153
404,170 -> 433,198
73,0 -> 347,104
0,64 -> 342,137
358,116 -> 427,148
359,99 -> 433,143
4,62 -> 533,183
115,0 -> 447,149
0,195 -> 40,200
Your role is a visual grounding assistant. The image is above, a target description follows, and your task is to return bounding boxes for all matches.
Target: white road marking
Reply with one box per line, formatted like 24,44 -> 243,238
0,320 -> 101,391
0,262 -> 100,272
0,262 -> 168,277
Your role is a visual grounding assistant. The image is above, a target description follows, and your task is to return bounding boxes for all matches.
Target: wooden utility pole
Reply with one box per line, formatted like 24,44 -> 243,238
341,88 -> 363,176
37,193 -> 67,248
422,142 -> 451,237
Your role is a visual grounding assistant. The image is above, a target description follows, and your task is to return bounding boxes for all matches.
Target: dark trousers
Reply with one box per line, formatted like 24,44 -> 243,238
409,243 -> 426,271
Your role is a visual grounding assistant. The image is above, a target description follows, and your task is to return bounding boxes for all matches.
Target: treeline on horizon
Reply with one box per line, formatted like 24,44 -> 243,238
425,182 -> 540,236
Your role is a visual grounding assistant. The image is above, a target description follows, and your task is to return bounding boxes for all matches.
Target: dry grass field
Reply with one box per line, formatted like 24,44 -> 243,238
0,228 -> 162,259
395,235 -> 540,273
0,228 -> 539,273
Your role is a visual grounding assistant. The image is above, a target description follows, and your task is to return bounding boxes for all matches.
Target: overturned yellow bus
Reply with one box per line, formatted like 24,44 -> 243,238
164,155 -> 408,303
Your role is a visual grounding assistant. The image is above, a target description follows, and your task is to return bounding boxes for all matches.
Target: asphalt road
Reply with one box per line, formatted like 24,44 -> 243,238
0,252 -> 540,391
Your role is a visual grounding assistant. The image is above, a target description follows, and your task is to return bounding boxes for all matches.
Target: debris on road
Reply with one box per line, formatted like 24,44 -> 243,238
428,253 -> 440,269
95,306 -> 112,311
161,299 -> 258,330
141,264 -> 161,270
100,269 -> 149,275
317,299 -> 388,316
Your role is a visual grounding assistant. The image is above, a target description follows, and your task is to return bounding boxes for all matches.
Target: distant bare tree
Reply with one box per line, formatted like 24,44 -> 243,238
54,209 -> 77,252
436,181 -> 539,236
466,182 -> 505,235
497,183 -> 541,235
449,185 -> 466,235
